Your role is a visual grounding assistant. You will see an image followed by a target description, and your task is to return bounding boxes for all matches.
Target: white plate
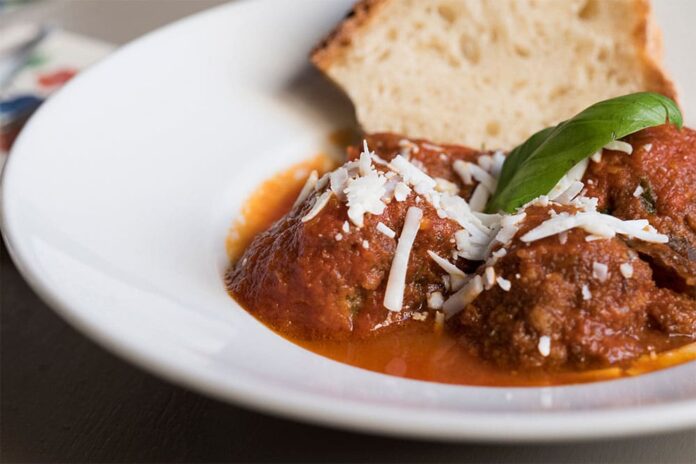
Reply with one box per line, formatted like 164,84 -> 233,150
2,0 -> 696,442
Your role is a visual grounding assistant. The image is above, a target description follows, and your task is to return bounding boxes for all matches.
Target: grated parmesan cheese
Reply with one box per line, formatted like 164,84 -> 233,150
483,266 -> 496,289
633,184 -> 644,198
345,171 -> 387,227
572,196 -> 599,212
293,170 -> 319,207
377,222 -> 396,238
435,177 -> 460,194
620,262 -> 634,278
359,141 -> 376,176
450,275 -> 467,292
473,212 -> 503,227
442,275 -> 483,319
582,284 -> 592,300
468,183 -> 490,212
421,142 -> 444,152
454,230 -> 488,261
521,210 -> 668,244
294,136 -> 666,300
643,143 -> 653,153
394,182 -> 411,202
398,138 -> 418,156
427,250 -> 467,279
492,248 -> 508,259
487,247 -> 508,266
489,212 -> 527,251
604,140 -> 633,155
496,276 -> 512,291
453,160 -> 497,191
548,159 -> 588,200
559,231 -> 568,244
330,168 -> 349,200
315,173 -> 329,191
477,154 -> 493,172
441,196 -> 490,240
389,155 -> 437,194
592,262 -> 609,282
301,191 -> 332,223
553,181 -> 584,204
538,336 -> 551,357
384,207 -> 423,311
585,235 -> 604,242
490,151 -> 506,177
453,160 -> 473,184
427,292 -> 444,310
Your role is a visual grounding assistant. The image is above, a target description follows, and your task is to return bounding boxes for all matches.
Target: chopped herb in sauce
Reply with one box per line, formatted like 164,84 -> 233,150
639,178 -> 657,214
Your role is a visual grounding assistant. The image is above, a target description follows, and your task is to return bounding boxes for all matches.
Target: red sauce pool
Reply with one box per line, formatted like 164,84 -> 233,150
226,157 -> 696,386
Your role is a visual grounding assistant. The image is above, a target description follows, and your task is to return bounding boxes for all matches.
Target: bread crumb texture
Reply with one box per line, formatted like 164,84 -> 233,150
313,0 -> 676,149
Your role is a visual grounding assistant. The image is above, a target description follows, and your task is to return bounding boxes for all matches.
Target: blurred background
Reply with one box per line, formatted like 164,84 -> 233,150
1,1 -> 695,462
1,0 -> 226,163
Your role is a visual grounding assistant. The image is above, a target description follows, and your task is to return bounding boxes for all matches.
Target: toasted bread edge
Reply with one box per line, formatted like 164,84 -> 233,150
312,0 -> 678,105
311,0 -> 389,71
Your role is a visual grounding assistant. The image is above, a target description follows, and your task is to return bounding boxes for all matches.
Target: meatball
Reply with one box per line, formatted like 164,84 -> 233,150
227,135 -> 483,340
229,128 -> 696,372
457,205 -> 696,370
584,125 -> 696,293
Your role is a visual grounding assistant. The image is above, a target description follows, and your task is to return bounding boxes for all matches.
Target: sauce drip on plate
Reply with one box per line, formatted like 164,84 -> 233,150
226,153 -> 696,387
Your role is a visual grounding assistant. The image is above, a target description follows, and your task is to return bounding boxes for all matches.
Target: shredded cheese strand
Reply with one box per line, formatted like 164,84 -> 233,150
384,207 -> 423,312
521,211 -> 667,243
442,275 -> 483,319
301,191 -> 333,223
293,170 -> 319,207
427,250 -> 467,278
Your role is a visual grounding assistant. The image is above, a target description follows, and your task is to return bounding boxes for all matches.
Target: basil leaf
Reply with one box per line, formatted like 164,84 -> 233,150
494,125 -> 556,194
485,92 -> 682,213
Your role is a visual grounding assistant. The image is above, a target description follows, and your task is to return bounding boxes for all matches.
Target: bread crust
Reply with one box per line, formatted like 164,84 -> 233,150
311,0 -> 389,70
312,0 -> 677,101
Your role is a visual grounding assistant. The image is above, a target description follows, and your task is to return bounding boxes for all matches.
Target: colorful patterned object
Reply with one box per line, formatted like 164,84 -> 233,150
0,28 -> 114,163
0,95 -> 43,151
0,0 -> 40,13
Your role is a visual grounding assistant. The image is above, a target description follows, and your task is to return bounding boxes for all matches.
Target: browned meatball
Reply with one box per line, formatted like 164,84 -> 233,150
227,136 -> 483,340
584,125 -> 696,293
229,128 -> 696,372
457,205 -> 696,370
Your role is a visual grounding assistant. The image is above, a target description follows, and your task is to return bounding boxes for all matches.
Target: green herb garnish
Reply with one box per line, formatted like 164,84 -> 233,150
486,92 -> 682,213
639,178 -> 657,214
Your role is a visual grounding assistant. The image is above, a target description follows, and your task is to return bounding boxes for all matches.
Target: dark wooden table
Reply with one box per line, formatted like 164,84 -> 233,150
2,2 -> 695,462
3,239 -> 696,461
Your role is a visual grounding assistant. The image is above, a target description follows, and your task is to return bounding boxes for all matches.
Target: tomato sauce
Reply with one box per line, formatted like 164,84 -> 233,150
226,154 -> 336,261
226,157 -> 696,386
294,321 -> 631,386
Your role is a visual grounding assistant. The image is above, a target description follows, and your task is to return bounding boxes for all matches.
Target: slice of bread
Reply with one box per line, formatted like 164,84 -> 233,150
312,0 -> 677,149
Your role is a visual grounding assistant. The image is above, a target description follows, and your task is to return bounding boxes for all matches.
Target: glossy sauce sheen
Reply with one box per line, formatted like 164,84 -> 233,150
227,156 -> 695,387
226,154 -> 336,261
